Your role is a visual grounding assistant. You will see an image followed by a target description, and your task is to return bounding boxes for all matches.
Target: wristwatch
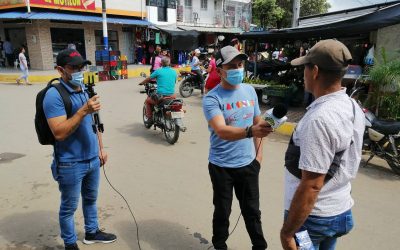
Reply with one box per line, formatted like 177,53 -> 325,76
245,125 -> 253,138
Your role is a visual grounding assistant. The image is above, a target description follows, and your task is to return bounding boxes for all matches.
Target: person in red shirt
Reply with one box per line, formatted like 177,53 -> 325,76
205,52 -> 221,94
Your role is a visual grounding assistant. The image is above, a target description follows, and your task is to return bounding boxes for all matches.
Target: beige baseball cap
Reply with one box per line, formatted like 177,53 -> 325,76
291,39 -> 352,70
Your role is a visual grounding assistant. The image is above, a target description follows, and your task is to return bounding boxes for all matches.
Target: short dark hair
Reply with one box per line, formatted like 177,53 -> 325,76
305,63 -> 347,87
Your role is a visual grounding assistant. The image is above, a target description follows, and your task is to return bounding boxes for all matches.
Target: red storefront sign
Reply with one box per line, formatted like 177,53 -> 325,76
30,0 -> 96,11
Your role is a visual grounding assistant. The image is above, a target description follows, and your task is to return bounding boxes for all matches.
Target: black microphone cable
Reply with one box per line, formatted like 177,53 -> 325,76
80,90 -> 142,250
99,149 -> 142,250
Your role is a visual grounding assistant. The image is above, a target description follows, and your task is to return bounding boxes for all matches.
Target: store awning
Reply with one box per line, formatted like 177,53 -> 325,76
178,25 -> 243,34
240,3 -> 400,40
155,25 -> 199,50
0,11 -> 152,26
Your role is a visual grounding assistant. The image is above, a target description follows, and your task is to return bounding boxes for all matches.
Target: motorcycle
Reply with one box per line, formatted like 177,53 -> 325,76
178,59 -> 209,98
140,77 -> 186,145
350,76 -> 400,175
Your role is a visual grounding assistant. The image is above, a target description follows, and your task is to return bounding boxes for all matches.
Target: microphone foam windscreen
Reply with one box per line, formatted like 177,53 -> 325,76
272,104 -> 287,119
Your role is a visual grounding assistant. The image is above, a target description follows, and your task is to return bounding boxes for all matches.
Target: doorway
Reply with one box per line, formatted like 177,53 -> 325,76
50,28 -> 86,66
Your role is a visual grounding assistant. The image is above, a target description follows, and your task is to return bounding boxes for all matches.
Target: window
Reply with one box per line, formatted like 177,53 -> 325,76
95,30 -> 119,51
185,0 -> 192,8
158,6 -> 167,21
201,0 -> 207,10
154,0 -> 167,22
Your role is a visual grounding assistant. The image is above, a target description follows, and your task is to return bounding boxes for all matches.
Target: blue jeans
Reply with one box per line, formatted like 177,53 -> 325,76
51,157 -> 100,245
284,209 -> 354,250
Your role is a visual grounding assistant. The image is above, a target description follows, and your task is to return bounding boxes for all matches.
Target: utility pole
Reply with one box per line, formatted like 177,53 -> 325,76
26,0 -> 31,13
101,0 -> 109,50
292,0 -> 300,27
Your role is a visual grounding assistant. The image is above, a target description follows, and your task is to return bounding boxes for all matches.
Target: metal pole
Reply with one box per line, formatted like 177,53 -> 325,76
292,0 -> 300,27
102,0 -> 109,50
26,0 -> 31,13
254,40 -> 258,78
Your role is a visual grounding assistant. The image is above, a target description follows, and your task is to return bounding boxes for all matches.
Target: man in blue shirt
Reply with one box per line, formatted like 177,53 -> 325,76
203,46 -> 273,250
43,49 -> 116,250
139,56 -> 177,122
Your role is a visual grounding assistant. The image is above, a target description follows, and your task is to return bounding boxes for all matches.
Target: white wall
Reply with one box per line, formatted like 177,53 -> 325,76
146,6 -> 177,25
183,0 -> 217,25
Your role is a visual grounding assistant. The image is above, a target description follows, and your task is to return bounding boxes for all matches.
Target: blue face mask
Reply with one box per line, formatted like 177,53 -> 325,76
224,68 -> 244,86
69,71 -> 84,87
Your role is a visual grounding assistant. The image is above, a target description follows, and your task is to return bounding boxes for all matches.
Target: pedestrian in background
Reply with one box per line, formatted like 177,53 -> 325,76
204,52 -> 220,94
16,47 -> 31,85
191,49 -> 204,95
280,40 -> 365,250
3,38 -> 14,67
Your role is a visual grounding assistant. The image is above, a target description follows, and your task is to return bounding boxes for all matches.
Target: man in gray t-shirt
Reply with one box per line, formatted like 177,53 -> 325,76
280,40 -> 365,250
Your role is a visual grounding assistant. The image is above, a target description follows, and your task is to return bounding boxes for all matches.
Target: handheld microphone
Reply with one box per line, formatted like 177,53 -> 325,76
262,104 -> 288,129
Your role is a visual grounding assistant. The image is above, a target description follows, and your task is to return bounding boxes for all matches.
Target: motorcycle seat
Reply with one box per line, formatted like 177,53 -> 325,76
157,96 -> 176,106
372,120 -> 400,135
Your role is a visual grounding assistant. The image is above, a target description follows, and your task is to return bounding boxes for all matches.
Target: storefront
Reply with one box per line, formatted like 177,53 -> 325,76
0,0 -> 151,70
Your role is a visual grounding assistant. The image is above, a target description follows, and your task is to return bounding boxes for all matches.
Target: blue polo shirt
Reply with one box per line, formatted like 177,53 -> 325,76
43,79 -> 99,162
150,66 -> 177,95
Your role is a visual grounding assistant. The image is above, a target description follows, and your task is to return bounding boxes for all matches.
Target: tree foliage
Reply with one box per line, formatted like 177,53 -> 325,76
252,0 -> 331,29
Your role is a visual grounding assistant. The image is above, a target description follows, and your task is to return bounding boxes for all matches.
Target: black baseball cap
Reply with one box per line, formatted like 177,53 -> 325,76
56,49 -> 91,67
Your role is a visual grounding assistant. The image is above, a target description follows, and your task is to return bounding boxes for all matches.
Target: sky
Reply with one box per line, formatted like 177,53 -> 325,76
328,0 -> 395,12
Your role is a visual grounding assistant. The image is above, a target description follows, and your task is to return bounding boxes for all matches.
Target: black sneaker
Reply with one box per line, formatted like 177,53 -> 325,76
65,243 -> 79,250
83,229 -> 117,244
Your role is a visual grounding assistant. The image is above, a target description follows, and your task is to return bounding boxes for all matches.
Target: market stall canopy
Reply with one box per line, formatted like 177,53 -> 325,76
155,25 -> 199,51
0,11 -> 152,26
240,3 -> 400,40
178,25 -> 243,34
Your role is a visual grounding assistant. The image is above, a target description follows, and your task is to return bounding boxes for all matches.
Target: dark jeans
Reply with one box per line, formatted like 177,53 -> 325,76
6,53 -> 14,67
191,69 -> 204,94
209,160 -> 268,250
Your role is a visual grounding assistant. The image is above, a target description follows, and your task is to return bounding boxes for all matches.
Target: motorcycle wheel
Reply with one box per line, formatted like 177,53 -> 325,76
142,105 -> 152,129
163,116 -> 180,144
387,159 -> 400,175
179,79 -> 194,98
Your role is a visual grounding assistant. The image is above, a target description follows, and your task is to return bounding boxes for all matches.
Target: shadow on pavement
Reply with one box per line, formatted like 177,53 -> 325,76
117,123 -> 177,146
0,211 -> 63,249
115,219 -> 212,250
358,159 -> 400,181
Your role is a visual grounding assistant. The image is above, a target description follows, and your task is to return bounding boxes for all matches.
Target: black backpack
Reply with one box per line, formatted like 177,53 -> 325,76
35,78 -> 72,145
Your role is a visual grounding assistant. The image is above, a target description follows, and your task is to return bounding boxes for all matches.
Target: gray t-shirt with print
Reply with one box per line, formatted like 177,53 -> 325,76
284,89 -> 365,217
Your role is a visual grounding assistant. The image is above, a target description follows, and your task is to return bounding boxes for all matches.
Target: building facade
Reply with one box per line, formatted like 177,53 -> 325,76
0,0 -> 150,70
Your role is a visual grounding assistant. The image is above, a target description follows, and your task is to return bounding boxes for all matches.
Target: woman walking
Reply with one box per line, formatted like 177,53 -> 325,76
16,47 -> 31,85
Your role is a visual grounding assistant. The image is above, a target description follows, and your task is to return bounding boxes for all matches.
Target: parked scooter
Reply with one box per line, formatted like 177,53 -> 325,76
350,76 -> 400,175
140,73 -> 186,144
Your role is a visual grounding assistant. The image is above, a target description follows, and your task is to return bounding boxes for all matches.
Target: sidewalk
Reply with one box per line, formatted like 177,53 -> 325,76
0,64 -> 153,84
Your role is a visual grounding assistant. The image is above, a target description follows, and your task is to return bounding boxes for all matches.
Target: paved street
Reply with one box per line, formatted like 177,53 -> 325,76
0,79 -> 399,250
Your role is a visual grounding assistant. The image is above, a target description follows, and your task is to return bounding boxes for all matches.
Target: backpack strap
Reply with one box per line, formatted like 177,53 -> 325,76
51,79 -> 72,118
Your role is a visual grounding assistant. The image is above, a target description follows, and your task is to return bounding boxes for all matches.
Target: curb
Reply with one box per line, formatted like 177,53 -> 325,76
0,66 -> 190,84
